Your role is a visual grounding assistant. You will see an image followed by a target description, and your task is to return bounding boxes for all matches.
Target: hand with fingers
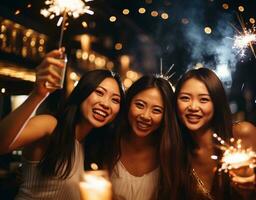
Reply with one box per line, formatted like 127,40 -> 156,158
34,48 -> 66,97
229,165 -> 256,193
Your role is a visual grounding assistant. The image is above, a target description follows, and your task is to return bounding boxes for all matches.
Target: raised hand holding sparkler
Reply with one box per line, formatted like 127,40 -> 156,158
40,0 -> 94,89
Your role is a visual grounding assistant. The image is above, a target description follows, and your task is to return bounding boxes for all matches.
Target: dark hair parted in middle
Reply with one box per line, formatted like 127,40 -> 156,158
174,68 -> 233,200
115,75 -> 186,200
175,68 -> 233,146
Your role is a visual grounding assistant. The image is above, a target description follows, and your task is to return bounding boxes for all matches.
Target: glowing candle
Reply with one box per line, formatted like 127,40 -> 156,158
79,170 -> 112,200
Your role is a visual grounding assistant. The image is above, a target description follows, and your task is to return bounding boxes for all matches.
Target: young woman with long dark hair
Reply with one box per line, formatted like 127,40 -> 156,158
107,75 -> 185,200
174,68 -> 256,200
0,49 -> 125,200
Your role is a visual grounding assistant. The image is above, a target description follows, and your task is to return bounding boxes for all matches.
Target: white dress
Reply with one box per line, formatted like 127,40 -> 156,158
111,161 -> 159,200
15,140 -> 84,200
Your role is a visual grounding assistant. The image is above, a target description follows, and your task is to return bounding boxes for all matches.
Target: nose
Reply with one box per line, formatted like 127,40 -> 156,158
140,109 -> 151,121
99,98 -> 110,110
188,100 -> 199,111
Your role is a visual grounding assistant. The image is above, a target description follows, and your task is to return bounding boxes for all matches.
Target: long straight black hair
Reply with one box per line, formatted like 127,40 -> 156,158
39,69 -> 125,179
174,68 -> 233,199
111,75 -> 186,200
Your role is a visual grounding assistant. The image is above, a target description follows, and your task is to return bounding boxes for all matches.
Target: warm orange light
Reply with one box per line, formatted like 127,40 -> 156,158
249,18 -> 255,24
109,16 -> 117,22
123,9 -> 129,15
123,78 -> 133,89
15,10 -> 20,15
138,8 -> 146,14
82,21 -> 88,28
222,3 -> 229,10
204,27 -> 212,34
151,11 -> 158,17
238,6 -> 244,12
161,13 -> 169,20
115,43 -> 122,50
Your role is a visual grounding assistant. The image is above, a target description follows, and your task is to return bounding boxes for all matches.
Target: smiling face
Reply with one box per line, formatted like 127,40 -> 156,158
128,87 -> 164,138
177,78 -> 214,134
80,77 -> 121,128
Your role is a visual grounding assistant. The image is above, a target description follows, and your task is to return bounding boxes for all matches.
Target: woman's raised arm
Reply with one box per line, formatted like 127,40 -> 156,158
0,49 -> 65,154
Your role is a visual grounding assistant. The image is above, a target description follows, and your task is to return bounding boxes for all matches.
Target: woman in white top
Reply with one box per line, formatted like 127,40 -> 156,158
106,75 -> 186,200
0,49 -> 125,199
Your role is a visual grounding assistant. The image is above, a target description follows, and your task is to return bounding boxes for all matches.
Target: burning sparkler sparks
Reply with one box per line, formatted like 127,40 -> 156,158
231,15 -> 256,59
212,133 -> 256,173
40,0 -> 94,19
233,28 -> 256,58
40,0 -> 94,48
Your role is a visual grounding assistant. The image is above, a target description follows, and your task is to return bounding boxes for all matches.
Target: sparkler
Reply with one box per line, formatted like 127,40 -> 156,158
212,133 -> 256,173
231,15 -> 256,59
233,28 -> 256,58
155,58 -> 175,91
40,0 -> 94,48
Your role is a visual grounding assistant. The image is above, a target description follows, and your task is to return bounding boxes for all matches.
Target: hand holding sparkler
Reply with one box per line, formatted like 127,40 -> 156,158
35,48 -> 66,94
40,0 -> 94,89
212,133 -> 256,189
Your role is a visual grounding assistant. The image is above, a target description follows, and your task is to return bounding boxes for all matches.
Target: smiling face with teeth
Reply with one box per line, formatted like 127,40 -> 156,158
128,87 -> 164,138
177,78 -> 214,134
80,77 -> 121,128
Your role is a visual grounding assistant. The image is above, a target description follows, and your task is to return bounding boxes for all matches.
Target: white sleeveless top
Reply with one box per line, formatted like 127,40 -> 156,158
15,140 -> 84,200
111,161 -> 159,200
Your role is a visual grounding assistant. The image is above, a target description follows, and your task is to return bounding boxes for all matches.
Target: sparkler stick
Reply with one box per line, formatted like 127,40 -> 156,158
58,9 -> 67,49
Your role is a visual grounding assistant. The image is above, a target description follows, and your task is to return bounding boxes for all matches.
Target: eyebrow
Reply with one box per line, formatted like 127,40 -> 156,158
134,99 -> 164,109
179,92 -> 210,96
97,86 -> 121,97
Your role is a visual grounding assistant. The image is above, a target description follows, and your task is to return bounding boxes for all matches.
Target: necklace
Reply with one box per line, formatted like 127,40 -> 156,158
192,169 -> 214,200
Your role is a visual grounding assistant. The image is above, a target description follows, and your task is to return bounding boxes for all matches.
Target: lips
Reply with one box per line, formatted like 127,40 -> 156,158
185,114 -> 202,123
136,121 -> 151,131
92,108 -> 109,122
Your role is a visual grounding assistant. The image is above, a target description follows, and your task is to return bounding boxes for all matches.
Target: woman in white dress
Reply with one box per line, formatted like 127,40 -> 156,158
107,75 -> 186,200
0,49 -> 125,200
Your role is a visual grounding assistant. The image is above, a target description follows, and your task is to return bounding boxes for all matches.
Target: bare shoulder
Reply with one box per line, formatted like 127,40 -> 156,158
28,114 -> 57,135
233,121 -> 256,137
233,121 -> 256,150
